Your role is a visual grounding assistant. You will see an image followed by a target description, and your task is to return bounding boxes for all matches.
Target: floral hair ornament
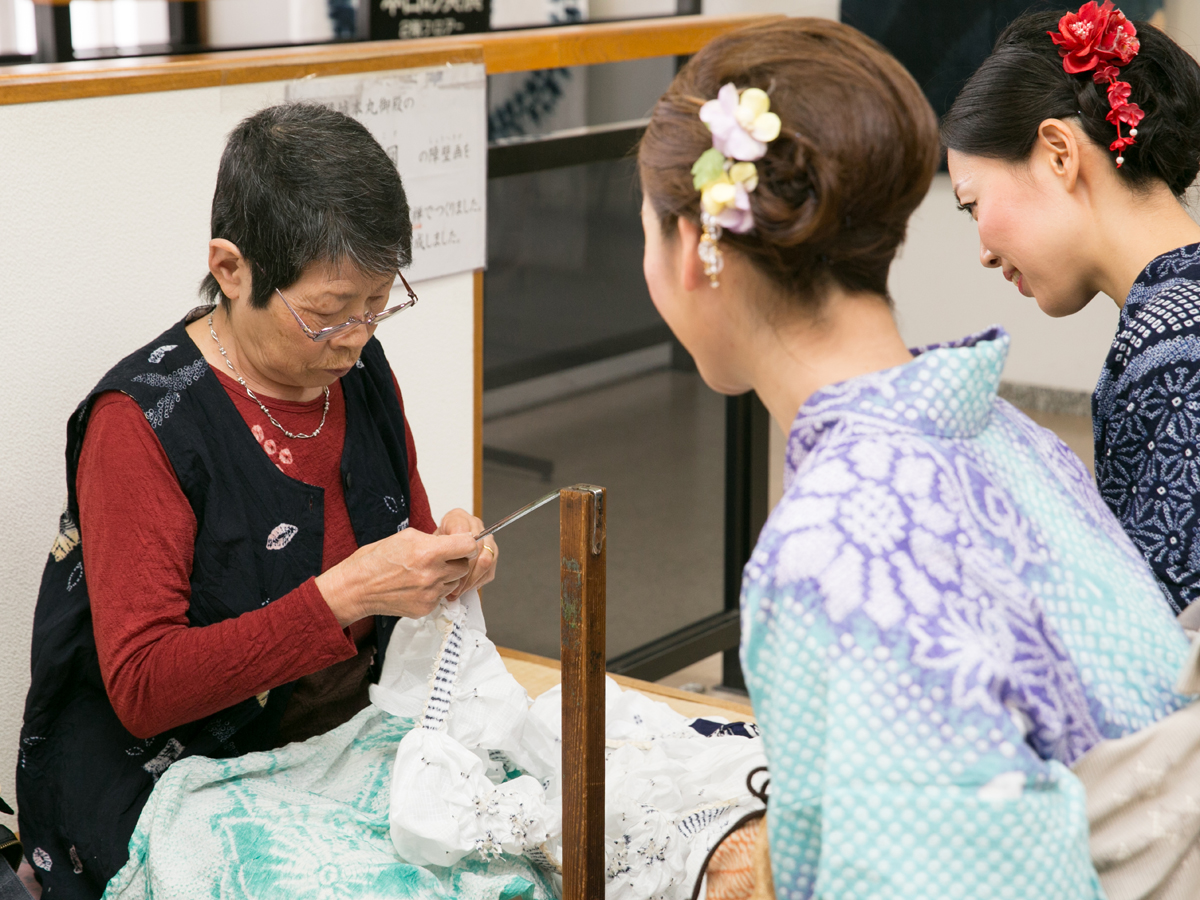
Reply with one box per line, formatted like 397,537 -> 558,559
1049,1 -> 1143,166
691,83 -> 782,286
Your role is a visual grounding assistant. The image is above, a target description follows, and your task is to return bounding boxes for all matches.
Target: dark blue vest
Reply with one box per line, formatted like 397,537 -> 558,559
18,308 -> 412,898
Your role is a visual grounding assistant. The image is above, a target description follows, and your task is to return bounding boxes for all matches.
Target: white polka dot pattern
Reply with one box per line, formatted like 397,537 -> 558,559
743,327 -> 1189,898
1093,244 -> 1200,612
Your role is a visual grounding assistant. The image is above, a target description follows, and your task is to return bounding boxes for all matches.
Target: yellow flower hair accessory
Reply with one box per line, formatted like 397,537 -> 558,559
691,83 -> 782,284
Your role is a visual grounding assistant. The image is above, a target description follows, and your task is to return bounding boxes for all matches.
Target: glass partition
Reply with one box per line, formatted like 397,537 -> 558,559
480,57 -> 741,681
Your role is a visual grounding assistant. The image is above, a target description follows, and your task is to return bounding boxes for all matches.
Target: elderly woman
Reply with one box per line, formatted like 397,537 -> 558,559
17,103 -> 497,899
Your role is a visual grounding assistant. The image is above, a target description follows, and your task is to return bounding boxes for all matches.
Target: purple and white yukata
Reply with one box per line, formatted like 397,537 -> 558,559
740,327 -> 1190,899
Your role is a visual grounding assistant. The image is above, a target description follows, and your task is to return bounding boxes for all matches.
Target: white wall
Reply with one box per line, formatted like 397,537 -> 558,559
590,0 -> 673,17
702,0 -> 839,19
205,0 -> 335,48
69,0 -> 169,53
376,271 -> 476,517
0,0 -> 35,56
0,78 -> 475,821
1164,0 -> 1200,62
892,175 -> 1119,392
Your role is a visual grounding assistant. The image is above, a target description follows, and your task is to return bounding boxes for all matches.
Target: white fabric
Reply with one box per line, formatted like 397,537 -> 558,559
370,593 -> 767,900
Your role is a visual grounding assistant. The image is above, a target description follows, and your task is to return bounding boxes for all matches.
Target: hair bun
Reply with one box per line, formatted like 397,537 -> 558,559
639,18 -> 939,304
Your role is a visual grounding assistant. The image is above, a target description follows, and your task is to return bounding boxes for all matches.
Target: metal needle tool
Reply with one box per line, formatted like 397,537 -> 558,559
474,488 -> 562,541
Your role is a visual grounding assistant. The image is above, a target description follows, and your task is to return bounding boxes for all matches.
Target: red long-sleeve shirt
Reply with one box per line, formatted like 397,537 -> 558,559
77,365 -> 435,739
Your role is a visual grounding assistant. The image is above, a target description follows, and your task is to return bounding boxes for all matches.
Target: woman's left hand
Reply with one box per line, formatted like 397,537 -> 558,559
435,508 -> 498,600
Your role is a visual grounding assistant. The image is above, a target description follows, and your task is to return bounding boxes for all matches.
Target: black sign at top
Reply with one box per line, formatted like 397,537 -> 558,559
370,0 -> 491,41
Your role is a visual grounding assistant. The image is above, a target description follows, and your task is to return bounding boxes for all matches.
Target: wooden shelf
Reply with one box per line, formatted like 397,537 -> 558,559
0,14 -> 780,106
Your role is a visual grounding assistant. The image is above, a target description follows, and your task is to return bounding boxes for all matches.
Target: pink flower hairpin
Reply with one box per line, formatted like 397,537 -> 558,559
691,83 -> 782,286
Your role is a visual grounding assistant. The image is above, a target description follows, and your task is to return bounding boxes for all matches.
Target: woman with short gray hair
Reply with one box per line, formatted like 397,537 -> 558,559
17,103 -> 497,899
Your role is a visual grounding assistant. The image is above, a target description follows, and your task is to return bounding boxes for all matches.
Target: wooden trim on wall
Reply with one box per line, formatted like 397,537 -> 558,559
477,14 -> 777,74
0,43 -> 486,106
0,14 -> 779,106
473,269 -> 484,520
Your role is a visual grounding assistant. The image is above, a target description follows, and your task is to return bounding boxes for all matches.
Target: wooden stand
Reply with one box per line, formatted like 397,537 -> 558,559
559,485 -> 606,900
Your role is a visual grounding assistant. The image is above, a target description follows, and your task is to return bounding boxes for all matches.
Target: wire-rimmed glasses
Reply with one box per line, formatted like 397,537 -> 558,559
276,270 -> 419,342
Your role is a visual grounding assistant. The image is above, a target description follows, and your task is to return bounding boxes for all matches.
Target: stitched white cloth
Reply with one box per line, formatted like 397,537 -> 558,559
1070,636 -> 1200,900
370,594 -> 767,900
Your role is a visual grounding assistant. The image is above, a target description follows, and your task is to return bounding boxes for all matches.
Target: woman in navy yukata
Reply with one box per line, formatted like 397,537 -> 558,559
17,104 -> 498,899
944,3 -> 1200,618
638,13 -> 1198,900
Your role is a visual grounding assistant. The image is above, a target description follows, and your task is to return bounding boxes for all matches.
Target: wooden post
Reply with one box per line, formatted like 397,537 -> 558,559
559,484 -> 606,900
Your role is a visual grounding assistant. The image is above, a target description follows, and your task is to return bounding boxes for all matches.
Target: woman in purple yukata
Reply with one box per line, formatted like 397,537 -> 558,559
944,3 -> 1200,619
638,15 -> 1197,900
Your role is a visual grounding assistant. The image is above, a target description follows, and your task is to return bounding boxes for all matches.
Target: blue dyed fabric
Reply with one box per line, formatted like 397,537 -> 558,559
740,327 -> 1190,900
1094,242 -> 1200,613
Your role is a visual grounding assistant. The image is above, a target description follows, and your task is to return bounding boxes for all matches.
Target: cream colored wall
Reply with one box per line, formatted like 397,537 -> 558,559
205,0 -> 334,47
1164,0 -> 1200,61
892,175 -> 1120,391
702,0 -> 839,19
0,82 -> 476,819
590,0 -> 675,17
763,177 -> 1121,511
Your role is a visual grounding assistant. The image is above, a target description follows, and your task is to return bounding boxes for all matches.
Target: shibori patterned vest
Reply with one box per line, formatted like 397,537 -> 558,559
18,306 -> 412,899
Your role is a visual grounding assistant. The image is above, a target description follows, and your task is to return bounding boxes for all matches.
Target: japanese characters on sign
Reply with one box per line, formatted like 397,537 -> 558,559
287,63 -> 487,284
370,0 -> 490,42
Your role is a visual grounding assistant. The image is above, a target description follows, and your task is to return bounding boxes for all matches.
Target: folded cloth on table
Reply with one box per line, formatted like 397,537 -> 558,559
102,593 -> 558,900
370,595 -> 768,900
102,591 -> 766,900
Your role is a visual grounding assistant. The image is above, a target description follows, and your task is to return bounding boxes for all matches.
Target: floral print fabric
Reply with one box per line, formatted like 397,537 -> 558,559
1094,242 -> 1200,613
741,327 -> 1190,899
101,708 -> 558,900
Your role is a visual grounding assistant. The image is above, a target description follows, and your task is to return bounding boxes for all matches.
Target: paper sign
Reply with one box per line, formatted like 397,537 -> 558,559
287,63 -> 487,284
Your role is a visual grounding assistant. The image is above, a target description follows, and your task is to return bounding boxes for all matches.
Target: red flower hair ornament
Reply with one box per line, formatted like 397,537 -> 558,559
1049,1 -> 1144,166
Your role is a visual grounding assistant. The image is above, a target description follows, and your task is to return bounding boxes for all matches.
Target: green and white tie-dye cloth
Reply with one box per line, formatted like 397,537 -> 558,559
102,592 -> 766,899
101,704 -> 558,900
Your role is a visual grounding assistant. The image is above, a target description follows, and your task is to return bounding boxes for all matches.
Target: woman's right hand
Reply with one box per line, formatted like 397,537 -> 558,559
314,528 -> 481,626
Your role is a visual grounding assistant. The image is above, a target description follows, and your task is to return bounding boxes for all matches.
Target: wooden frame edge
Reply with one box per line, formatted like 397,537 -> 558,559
473,269 -> 484,521
0,14 -> 781,106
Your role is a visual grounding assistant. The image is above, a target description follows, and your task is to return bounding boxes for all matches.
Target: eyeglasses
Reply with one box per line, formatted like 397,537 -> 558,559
276,270 -> 419,342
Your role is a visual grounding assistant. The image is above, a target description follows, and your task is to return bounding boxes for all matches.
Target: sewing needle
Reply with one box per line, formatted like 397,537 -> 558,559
473,488 -> 562,541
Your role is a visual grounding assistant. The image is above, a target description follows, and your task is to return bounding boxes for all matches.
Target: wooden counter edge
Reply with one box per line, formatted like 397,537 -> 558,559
497,645 -> 755,718
0,14 -> 782,106
478,13 -> 782,74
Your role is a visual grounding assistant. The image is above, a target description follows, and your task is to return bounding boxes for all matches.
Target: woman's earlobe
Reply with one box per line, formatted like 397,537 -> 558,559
1037,119 -> 1080,186
677,216 -> 707,292
209,239 -> 248,304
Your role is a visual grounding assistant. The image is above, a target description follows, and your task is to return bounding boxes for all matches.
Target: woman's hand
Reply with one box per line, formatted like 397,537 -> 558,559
436,508 -> 499,600
315,527 -> 480,626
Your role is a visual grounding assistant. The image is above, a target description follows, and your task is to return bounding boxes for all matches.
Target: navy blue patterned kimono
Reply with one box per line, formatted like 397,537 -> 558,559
1094,242 -> 1200,613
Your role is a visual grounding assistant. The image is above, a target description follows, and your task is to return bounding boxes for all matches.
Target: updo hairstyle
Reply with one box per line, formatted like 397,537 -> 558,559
942,12 -> 1200,197
638,18 -> 939,305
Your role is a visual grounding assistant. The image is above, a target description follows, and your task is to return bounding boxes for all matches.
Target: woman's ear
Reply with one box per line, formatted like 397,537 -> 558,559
677,215 -> 707,293
1035,118 -> 1081,192
209,239 -> 251,306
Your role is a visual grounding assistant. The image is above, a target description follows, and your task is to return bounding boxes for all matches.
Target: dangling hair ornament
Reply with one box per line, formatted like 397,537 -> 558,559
691,83 -> 782,286
1049,1 -> 1143,167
